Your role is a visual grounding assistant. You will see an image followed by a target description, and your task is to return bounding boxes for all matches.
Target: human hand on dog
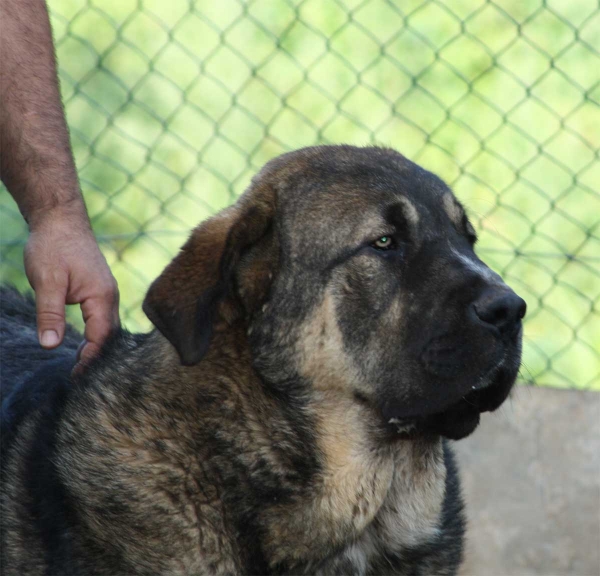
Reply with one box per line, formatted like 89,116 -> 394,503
0,0 -> 120,370
24,202 -> 120,369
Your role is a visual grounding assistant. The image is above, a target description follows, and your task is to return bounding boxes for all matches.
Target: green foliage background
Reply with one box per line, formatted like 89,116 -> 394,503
1,0 -> 598,388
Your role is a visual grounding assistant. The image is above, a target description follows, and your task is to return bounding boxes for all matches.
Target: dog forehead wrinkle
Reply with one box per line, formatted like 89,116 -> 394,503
287,208 -> 387,267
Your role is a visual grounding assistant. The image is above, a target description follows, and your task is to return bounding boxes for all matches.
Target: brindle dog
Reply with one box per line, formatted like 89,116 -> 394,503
1,145 -> 525,575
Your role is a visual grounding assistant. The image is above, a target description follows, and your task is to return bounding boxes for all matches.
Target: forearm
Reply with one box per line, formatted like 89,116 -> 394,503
0,0 -> 87,227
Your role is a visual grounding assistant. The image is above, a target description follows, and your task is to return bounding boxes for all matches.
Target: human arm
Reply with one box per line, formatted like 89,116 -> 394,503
0,0 -> 119,364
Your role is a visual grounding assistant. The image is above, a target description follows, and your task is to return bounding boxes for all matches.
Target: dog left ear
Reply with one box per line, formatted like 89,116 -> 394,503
143,185 -> 276,366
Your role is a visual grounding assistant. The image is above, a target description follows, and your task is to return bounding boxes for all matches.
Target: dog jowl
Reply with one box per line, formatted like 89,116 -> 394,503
1,145 -> 524,575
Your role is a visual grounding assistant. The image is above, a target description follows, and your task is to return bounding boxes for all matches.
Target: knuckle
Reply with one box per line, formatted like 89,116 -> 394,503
37,309 -> 65,323
33,269 -> 67,290
100,277 -> 118,298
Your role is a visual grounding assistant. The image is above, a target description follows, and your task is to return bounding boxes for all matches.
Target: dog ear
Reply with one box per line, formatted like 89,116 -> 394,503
143,185 -> 276,366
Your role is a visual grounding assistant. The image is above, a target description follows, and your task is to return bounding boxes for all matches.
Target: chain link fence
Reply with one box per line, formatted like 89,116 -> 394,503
1,0 -> 598,389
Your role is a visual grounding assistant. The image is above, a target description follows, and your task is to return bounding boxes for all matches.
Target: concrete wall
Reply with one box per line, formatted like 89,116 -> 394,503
454,387 -> 600,576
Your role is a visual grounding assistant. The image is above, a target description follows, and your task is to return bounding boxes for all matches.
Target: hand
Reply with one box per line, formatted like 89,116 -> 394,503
24,203 -> 120,369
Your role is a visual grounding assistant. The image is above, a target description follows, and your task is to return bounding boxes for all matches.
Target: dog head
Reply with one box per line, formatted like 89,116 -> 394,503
144,145 -> 525,440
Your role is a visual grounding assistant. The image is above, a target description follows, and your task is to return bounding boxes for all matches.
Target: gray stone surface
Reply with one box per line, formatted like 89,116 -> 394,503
454,386 -> 600,576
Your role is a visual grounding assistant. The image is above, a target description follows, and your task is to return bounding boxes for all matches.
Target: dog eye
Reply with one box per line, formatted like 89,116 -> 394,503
372,236 -> 395,250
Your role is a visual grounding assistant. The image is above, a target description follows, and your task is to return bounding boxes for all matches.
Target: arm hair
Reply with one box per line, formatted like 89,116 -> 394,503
0,0 -> 87,226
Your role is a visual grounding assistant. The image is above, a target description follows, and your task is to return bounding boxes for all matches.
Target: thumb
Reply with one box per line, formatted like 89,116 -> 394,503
35,280 -> 67,349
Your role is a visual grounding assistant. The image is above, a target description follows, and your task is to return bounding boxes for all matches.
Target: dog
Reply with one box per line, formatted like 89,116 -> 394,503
1,145 -> 525,575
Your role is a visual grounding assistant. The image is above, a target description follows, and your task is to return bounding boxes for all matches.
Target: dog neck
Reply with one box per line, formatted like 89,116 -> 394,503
145,327 -> 445,571
258,391 -> 446,570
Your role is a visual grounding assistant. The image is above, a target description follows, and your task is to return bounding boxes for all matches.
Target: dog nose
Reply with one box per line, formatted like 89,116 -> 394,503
473,289 -> 526,334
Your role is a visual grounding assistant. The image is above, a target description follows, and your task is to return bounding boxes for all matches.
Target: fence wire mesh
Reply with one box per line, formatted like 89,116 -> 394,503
1,0 -> 599,389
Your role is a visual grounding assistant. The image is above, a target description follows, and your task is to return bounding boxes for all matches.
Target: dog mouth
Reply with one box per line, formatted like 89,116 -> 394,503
386,361 -> 518,441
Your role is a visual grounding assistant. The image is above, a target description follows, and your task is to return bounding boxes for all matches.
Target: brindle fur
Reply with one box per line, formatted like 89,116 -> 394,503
1,145 -> 524,575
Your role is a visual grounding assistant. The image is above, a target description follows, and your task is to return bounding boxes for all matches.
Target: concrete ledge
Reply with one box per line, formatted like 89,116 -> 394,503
454,387 -> 600,576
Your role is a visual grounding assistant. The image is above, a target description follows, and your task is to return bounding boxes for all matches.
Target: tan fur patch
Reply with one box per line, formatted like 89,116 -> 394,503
442,192 -> 464,227
313,439 -> 447,573
369,439 -> 446,548
262,393 -> 395,567
261,288 -> 396,566
314,392 -> 394,527
397,195 -> 420,228
296,288 -> 362,392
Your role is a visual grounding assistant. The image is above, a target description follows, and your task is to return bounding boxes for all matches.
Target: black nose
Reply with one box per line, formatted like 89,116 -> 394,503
473,289 -> 526,334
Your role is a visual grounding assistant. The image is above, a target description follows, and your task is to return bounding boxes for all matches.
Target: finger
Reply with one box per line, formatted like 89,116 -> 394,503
75,339 -> 87,362
71,340 -> 93,376
71,359 -> 86,378
80,288 -> 119,357
77,340 -> 101,366
35,282 -> 68,349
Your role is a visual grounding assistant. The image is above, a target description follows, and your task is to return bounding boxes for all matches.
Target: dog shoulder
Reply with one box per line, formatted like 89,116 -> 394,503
1,355 -> 117,574
2,326 -> 238,575
50,335 -> 241,574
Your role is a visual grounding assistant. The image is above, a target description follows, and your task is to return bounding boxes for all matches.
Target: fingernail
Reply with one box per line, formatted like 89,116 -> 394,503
40,330 -> 59,348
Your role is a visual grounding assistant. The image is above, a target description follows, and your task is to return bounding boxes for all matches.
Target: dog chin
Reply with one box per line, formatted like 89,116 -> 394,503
387,364 -> 519,441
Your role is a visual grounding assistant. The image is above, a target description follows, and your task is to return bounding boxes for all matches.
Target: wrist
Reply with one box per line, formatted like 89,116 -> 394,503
26,194 -> 91,233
